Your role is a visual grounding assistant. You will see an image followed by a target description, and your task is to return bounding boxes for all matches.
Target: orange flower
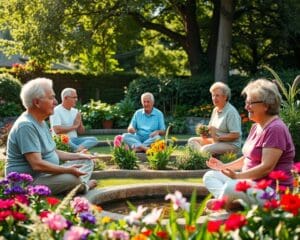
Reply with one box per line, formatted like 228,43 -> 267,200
60,134 -> 69,144
185,224 -> 196,233
131,234 -> 148,240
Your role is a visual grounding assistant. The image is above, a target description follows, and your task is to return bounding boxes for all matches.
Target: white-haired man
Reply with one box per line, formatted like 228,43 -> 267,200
50,88 -> 98,152
123,92 -> 166,152
5,78 -> 97,195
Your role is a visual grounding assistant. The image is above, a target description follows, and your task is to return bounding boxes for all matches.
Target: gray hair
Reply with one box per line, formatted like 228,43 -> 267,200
242,78 -> 282,115
141,92 -> 154,103
209,82 -> 231,101
20,78 -> 53,109
61,88 -> 76,101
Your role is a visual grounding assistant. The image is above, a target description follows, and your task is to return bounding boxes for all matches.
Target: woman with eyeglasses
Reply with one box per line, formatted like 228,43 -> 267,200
203,79 -> 295,211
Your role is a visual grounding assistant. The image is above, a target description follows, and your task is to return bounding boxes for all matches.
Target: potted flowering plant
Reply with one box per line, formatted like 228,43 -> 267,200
146,126 -> 177,170
53,134 -> 71,152
111,135 -> 138,169
195,123 -> 210,137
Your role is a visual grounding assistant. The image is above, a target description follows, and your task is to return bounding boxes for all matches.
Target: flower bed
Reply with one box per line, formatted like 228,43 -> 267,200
1,164 -> 300,239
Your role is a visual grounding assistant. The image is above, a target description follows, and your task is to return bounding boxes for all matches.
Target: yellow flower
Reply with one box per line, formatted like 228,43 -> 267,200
101,216 -> 111,224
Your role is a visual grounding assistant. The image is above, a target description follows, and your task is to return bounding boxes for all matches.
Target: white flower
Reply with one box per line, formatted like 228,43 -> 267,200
124,205 -> 148,224
165,191 -> 190,211
142,208 -> 163,225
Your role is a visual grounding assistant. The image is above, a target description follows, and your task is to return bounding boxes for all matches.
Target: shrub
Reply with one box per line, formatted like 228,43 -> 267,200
176,146 -> 211,170
0,73 -> 23,117
219,152 -> 238,163
114,97 -> 136,128
53,134 -> 71,152
165,116 -> 187,134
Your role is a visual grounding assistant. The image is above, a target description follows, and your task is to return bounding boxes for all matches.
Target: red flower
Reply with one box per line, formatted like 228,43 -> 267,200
208,197 -> 227,210
235,181 -> 252,192
224,213 -> 247,231
269,170 -> 288,181
0,210 -> 13,221
46,197 -> 61,206
141,229 -> 152,236
264,199 -> 280,210
15,195 -> 29,205
12,211 -> 27,221
39,210 -> 51,219
207,220 -> 223,233
255,179 -> 273,190
156,231 -> 168,239
0,199 -> 15,209
280,193 -> 300,216
60,134 -> 69,144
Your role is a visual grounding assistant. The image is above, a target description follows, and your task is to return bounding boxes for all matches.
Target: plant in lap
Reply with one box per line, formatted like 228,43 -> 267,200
146,126 -> 176,170
111,135 -> 138,170
53,134 -> 71,152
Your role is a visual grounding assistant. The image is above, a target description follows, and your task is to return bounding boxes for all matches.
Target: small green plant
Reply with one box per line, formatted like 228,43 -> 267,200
114,97 -> 136,128
146,127 -> 176,170
176,146 -> 211,170
111,135 -> 138,169
219,151 -> 237,163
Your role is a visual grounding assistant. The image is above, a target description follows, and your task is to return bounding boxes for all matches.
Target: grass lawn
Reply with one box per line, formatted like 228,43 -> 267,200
97,178 -> 202,188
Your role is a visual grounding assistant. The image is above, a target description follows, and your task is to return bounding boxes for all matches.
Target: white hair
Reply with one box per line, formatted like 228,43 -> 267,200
210,82 -> 231,101
141,92 -> 154,103
61,88 -> 76,101
20,78 -> 53,109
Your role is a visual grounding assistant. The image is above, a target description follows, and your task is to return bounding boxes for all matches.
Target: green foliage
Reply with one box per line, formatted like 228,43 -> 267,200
114,97 -> 136,128
187,103 -> 214,118
219,152 -> 238,164
176,146 -> 211,170
0,73 -> 23,117
80,100 -> 117,129
166,116 -> 187,134
111,143 -> 138,170
53,135 -> 71,152
265,66 -> 300,161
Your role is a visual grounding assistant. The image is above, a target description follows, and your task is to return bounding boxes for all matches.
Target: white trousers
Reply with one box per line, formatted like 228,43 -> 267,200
203,170 -> 275,206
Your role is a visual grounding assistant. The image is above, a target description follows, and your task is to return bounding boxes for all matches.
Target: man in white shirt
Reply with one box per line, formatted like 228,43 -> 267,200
50,88 -> 98,152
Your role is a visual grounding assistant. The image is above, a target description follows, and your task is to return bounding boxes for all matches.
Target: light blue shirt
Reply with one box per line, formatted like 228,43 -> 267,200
5,112 -> 59,179
130,107 -> 166,142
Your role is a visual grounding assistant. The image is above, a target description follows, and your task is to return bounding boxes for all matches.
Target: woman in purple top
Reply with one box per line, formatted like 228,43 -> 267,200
203,79 -> 295,210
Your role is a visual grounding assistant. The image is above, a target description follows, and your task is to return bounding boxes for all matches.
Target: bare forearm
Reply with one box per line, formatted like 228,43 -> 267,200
224,156 -> 244,170
213,132 -> 240,142
56,150 -> 82,160
53,125 -> 77,134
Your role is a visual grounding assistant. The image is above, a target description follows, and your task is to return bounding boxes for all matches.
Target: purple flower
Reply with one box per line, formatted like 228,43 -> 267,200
28,185 -> 51,196
260,189 -> 277,200
4,185 -> 27,195
0,179 -> 9,186
19,173 -> 33,183
79,211 -> 96,224
6,172 -> 22,182
63,226 -> 91,240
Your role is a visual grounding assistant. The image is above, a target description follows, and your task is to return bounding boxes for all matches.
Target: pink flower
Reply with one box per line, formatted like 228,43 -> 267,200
124,205 -> 148,224
293,162 -> 300,174
165,191 -> 190,211
142,208 -> 163,225
114,135 -> 123,147
42,212 -> 67,231
235,181 -> 252,192
0,199 -> 15,209
269,170 -> 288,181
104,230 -> 130,240
255,179 -> 273,190
63,226 -> 90,240
70,197 -> 90,214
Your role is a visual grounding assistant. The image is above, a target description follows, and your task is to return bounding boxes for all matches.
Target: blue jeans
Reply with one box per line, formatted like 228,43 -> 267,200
70,136 -> 98,151
122,133 -> 161,148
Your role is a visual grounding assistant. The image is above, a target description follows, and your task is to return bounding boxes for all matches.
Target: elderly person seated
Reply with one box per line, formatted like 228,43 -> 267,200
204,79 -> 295,210
50,88 -> 98,152
122,92 -> 166,152
5,78 -> 98,195
188,82 -> 242,156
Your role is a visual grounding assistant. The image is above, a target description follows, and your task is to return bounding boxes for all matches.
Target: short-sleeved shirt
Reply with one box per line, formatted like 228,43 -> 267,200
5,112 -> 59,179
50,104 -> 78,138
129,107 -> 166,142
242,118 -> 295,188
209,102 -> 242,148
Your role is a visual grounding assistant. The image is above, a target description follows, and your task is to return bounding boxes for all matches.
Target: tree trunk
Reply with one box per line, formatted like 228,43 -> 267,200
214,0 -> 233,83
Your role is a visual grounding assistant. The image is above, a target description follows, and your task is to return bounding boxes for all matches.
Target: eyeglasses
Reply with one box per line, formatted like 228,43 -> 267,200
245,101 -> 264,106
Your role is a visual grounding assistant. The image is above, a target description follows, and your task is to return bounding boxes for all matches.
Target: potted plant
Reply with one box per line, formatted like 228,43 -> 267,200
102,104 -> 117,129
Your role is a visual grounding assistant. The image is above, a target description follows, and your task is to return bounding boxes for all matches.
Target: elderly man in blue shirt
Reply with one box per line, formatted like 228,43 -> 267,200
123,92 -> 166,152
